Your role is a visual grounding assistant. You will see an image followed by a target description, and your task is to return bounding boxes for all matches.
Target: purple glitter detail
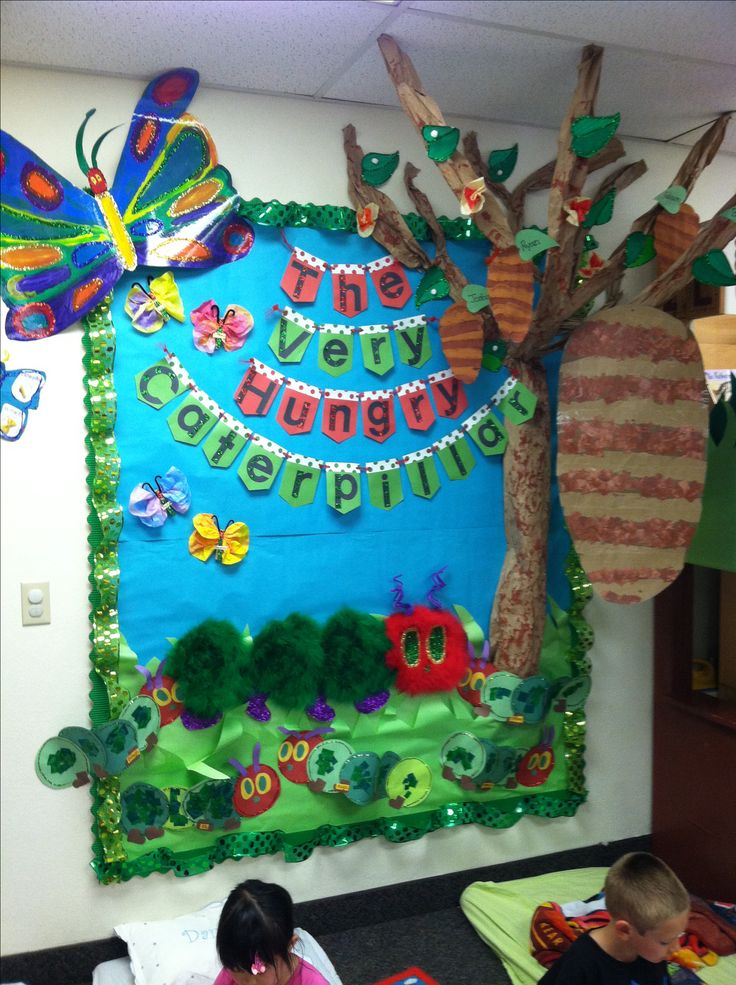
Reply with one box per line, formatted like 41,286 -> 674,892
246,694 -> 271,722
355,690 -> 390,714
306,695 -> 335,723
181,709 -> 222,731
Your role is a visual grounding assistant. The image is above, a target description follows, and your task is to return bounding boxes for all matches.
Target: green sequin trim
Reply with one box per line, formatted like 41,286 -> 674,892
238,198 -> 485,242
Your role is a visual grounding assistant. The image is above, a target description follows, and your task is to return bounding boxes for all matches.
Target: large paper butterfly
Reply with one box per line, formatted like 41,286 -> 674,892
0,68 -> 255,341
0,361 -> 46,440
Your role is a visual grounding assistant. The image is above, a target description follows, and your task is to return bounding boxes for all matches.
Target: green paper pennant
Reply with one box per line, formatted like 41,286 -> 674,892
395,320 -> 431,368
582,188 -> 616,228
167,395 -> 218,445
467,407 -> 508,456
481,340 -> 507,372
570,112 -> 621,158
135,360 -> 183,409
366,462 -> 404,511
405,452 -> 441,499
655,185 -> 687,214
318,329 -> 354,377
462,283 -> 491,313
498,380 -> 537,424
515,228 -> 558,261
268,313 -> 314,363
279,458 -> 321,507
202,421 -> 246,469
422,124 -> 460,162
325,466 -> 361,515
361,150 -> 400,186
487,144 -> 518,183
624,231 -> 656,269
359,329 -> 395,376
691,250 -> 736,287
415,267 -> 450,307
437,434 -> 476,480
237,440 -> 284,492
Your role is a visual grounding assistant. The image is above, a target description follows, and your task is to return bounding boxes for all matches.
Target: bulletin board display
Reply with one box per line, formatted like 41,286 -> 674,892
84,202 -> 591,883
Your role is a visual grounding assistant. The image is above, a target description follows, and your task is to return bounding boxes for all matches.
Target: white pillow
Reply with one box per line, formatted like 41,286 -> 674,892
114,898 -> 224,985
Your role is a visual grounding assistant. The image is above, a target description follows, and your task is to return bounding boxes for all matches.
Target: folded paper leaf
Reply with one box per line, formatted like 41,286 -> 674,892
415,266 -> 450,307
461,283 -> 490,313
570,113 -> 621,158
361,151 -> 400,186
582,189 -> 615,229
515,228 -> 558,262
624,232 -> 657,269
691,250 -> 736,287
422,125 -> 460,162
655,185 -> 688,215
487,144 -> 518,183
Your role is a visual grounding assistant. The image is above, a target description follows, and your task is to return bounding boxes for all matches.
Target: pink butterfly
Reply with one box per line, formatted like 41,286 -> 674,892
128,467 -> 192,528
191,299 -> 253,354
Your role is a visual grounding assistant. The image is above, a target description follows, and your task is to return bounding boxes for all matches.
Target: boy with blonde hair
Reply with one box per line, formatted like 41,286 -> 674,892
539,852 -> 690,983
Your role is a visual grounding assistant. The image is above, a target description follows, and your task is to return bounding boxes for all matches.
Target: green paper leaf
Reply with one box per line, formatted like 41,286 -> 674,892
655,185 -> 687,214
692,250 -> 736,287
487,143 -> 518,182
710,398 -> 728,446
515,227 -> 558,261
415,266 -> 450,306
462,283 -> 490,312
482,339 -> 507,372
720,205 -> 736,222
361,150 -> 400,186
582,188 -> 616,228
624,231 -> 656,269
570,112 -> 621,158
422,124 -> 460,162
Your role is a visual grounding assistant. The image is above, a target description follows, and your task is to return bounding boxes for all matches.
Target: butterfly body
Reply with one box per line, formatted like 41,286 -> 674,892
1,68 -> 255,340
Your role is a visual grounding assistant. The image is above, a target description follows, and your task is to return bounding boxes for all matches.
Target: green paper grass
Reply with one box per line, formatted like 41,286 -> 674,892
321,608 -> 395,702
251,612 -> 324,708
166,619 -> 251,717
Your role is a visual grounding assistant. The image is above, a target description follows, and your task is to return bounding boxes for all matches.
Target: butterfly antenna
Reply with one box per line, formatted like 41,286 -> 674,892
90,124 -> 124,170
75,109 -> 96,174
210,514 -> 220,531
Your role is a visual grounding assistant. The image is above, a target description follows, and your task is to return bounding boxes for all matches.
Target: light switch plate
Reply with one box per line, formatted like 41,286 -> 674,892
21,581 -> 50,626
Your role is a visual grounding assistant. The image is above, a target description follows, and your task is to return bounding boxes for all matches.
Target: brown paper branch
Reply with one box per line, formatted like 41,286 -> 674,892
632,191 -> 736,308
533,45 -> 604,332
377,34 -> 514,249
462,131 -> 513,209
343,124 -> 431,270
404,163 -> 500,341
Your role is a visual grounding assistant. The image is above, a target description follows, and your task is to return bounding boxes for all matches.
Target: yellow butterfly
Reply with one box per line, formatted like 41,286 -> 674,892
188,513 -> 249,566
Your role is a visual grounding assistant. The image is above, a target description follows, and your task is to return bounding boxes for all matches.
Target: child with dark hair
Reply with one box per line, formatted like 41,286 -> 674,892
539,852 -> 690,984
214,879 -> 341,985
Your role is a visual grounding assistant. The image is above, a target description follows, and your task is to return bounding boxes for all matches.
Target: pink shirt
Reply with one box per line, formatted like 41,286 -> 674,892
213,957 -> 330,985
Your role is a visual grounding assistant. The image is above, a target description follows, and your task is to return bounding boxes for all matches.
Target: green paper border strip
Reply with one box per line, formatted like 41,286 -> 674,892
82,298 -> 129,881
563,544 -> 594,798
239,197 -> 485,243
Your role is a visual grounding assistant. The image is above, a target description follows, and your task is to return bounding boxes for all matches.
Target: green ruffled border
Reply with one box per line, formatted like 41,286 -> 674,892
82,203 -> 592,884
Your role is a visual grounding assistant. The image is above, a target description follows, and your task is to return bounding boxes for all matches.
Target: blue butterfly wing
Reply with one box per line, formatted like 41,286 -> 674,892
158,466 -> 192,513
1,131 -> 123,339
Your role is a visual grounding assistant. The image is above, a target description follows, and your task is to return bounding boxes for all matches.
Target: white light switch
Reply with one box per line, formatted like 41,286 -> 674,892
21,582 -> 50,626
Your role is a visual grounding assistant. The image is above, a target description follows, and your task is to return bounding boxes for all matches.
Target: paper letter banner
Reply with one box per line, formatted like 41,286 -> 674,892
397,381 -> 435,431
136,360 -> 182,409
367,255 -> 412,309
168,396 -> 218,445
437,432 -> 476,480
325,462 -> 362,515
404,449 -> 441,499
322,389 -> 360,443
318,326 -> 354,378
235,360 -> 284,416
268,310 -> 315,364
496,377 -> 538,424
279,455 -> 321,507
202,420 -> 247,468
276,379 -> 321,435
360,328 -> 395,377
366,460 -> 404,510
332,264 -> 368,318
281,248 -> 326,303
237,437 -> 285,491
467,406 -> 508,456
395,316 -> 431,369
429,370 -> 468,419
361,390 -> 396,444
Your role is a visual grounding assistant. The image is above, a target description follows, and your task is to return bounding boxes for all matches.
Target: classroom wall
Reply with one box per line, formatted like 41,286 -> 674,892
1,64 -> 733,956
